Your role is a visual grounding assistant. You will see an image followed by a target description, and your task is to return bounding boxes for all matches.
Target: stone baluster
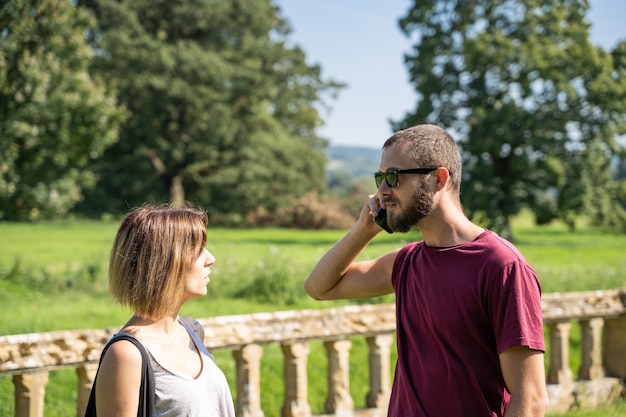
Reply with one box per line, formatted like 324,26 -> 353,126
365,335 -> 393,408
13,371 -> 49,417
281,342 -> 311,417
547,321 -> 573,384
578,318 -> 605,380
233,344 -> 265,417
324,339 -> 354,415
76,364 -> 98,417
603,315 -> 626,380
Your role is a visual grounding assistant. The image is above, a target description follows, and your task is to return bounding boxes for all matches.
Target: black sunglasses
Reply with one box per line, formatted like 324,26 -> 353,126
374,167 -> 439,188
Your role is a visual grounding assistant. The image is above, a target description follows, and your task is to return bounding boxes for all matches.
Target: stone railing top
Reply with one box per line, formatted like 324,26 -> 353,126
541,288 -> 625,322
198,303 -> 396,349
1,289 -> 624,375
0,304 -> 396,375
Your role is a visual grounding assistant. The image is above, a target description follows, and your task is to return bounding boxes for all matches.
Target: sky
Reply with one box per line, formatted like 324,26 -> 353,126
277,0 -> 626,149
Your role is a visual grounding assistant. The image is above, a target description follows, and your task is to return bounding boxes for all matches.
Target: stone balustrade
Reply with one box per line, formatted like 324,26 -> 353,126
1,289 -> 625,417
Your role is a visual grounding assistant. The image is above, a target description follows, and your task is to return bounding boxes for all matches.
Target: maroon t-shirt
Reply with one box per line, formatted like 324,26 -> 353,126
388,230 -> 544,417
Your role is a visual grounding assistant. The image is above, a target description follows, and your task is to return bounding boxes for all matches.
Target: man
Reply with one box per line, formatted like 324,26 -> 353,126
304,124 -> 549,416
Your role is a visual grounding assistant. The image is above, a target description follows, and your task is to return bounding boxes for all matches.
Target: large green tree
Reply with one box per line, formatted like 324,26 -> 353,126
395,0 -> 626,239
77,0 -> 342,222
0,0 -> 124,221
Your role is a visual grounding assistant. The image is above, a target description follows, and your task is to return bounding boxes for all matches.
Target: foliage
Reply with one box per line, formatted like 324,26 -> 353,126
234,247 -> 306,305
209,190 -> 356,229
0,0 -> 125,221
275,191 -> 356,229
75,0 -> 343,222
395,0 -> 626,240
0,258 -> 104,293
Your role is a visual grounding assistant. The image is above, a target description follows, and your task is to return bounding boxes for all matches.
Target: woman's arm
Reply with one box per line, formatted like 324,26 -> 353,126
95,340 -> 143,417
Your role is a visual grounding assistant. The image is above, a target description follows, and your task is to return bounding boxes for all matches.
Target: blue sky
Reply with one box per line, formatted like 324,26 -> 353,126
277,0 -> 626,149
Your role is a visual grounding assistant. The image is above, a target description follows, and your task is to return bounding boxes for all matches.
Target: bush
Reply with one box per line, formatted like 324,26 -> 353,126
244,192 -> 356,229
0,259 -> 105,294
275,191 -> 356,229
234,247 -> 306,305
213,191 -> 356,229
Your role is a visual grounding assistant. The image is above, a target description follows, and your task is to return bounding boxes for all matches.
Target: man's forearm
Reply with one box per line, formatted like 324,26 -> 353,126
304,224 -> 378,300
503,395 -> 548,417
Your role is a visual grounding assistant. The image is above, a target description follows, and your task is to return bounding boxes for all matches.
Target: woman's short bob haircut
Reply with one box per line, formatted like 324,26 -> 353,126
108,203 -> 208,320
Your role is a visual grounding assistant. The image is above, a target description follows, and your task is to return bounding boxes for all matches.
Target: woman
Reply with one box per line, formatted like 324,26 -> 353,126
94,203 -> 235,417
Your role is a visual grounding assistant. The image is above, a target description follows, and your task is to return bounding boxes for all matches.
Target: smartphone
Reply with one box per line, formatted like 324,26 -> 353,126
374,208 -> 393,234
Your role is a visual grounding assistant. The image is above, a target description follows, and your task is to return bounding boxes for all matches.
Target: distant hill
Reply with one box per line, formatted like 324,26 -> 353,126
326,145 -> 382,179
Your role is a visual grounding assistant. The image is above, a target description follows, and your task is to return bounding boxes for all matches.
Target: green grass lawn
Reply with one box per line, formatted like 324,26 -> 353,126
0,216 -> 625,416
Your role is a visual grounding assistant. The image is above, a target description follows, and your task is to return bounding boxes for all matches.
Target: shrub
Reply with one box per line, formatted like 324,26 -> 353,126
234,247 -> 306,305
275,191 -> 356,229
0,259 -> 105,294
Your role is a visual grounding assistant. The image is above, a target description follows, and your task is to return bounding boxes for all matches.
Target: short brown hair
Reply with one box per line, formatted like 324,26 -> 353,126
108,203 -> 208,319
383,124 -> 462,195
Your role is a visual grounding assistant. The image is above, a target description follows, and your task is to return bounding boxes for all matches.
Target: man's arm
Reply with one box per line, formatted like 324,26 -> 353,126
304,202 -> 397,300
500,346 -> 549,417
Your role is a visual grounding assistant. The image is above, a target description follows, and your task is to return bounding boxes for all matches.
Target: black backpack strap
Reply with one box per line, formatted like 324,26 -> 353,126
84,333 -> 155,417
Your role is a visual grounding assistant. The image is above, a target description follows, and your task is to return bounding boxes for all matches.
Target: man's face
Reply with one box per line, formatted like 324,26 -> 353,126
378,143 -> 435,233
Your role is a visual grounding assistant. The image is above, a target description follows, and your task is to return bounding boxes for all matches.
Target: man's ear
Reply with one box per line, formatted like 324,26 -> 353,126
434,167 -> 450,191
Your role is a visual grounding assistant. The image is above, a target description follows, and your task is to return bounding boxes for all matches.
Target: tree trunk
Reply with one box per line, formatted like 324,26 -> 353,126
170,175 -> 185,208
500,215 -> 514,243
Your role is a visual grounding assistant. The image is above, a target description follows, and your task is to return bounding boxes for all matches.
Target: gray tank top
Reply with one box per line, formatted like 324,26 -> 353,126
147,318 -> 236,417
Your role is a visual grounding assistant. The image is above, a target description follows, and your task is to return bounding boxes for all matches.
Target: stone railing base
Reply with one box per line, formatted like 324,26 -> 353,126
314,409 -> 388,417
313,379 -> 625,416
547,378 -> 624,413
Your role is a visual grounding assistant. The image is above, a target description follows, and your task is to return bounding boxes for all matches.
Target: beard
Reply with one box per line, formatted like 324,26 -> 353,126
388,183 -> 434,233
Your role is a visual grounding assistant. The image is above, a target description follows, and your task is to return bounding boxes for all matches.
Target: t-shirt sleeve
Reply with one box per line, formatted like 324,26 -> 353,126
490,261 -> 545,354
391,242 -> 418,291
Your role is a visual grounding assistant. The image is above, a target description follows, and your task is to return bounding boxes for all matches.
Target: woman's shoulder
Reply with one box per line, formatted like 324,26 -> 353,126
95,335 -> 144,391
102,335 -> 144,367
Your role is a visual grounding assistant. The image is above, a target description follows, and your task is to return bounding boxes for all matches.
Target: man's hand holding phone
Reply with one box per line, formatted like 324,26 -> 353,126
374,208 -> 393,234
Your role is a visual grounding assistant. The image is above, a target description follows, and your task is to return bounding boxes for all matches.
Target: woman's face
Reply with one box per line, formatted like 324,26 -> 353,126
183,248 -> 215,300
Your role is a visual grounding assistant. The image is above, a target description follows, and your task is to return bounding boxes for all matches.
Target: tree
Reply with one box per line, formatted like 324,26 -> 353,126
395,0 -> 626,239
76,0 -> 342,221
0,0 -> 124,221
